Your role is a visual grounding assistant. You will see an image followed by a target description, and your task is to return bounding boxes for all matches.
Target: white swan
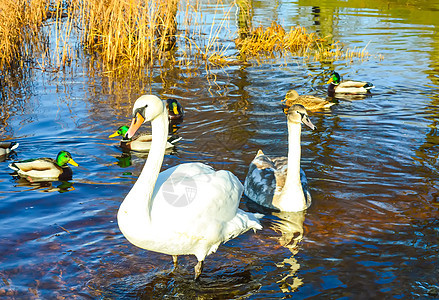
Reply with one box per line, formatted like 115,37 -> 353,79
117,95 -> 262,280
244,104 -> 315,212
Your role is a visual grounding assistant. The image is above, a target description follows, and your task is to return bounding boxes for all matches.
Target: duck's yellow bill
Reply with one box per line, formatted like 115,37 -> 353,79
173,105 -> 179,115
109,131 -> 119,138
327,78 -> 334,84
68,158 -> 79,167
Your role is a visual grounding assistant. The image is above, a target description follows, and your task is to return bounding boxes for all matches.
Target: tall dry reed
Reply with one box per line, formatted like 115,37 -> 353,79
0,0 -> 27,69
74,0 -> 179,70
0,0 -> 374,77
0,0 -> 69,70
236,22 -> 371,62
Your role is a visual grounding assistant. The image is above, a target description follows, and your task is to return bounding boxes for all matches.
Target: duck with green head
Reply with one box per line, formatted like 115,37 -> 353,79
9,150 -> 78,181
166,99 -> 184,121
327,71 -> 374,96
109,125 -> 181,152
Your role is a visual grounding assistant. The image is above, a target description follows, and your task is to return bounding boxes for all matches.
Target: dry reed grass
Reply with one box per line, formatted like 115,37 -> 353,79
0,0 -> 31,69
0,0 -> 374,76
236,22 -> 321,56
0,0 -> 71,70
75,0 -> 179,71
0,0 -> 236,75
236,22 -> 371,62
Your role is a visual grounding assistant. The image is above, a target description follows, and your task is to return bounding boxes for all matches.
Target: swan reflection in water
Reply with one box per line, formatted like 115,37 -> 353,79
271,210 -> 306,293
246,197 -> 306,293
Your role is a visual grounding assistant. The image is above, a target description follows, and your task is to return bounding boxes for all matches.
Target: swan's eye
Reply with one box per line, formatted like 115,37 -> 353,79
133,106 -> 147,119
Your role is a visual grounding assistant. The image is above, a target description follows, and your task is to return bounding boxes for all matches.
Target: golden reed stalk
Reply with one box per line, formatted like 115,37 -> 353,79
0,1 -> 373,73
74,0 -> 179,70
235,22 -> 371,62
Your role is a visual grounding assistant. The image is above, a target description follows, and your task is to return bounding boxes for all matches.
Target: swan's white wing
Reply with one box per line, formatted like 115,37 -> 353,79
152,163 -> 242,220
146,162 -> 259,260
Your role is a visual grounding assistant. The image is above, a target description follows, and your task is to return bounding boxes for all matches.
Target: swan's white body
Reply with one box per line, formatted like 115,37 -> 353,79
117,95 -> 261,279
244,104 -> 314,212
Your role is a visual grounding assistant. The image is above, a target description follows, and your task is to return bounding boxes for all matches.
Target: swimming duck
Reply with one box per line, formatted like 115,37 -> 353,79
9,150 -> 78,182
109,125 -> 181,152
244,104 -> 315,212
166,98 -> 184,120
117,95 -> 261,280
282,90 -> 335,112
0,142 -> 19,161
327,71 -> 374,96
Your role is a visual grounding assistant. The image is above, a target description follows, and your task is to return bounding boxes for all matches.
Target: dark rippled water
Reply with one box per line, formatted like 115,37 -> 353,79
1,0 -> 438,298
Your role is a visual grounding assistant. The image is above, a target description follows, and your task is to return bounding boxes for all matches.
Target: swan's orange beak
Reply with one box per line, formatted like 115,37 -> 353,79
126,112 -> 145,139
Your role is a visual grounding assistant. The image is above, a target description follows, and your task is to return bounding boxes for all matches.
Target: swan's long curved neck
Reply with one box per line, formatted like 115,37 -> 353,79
285,122 -> 302,188
277,122 -> 307,210
120,105 -> 169,224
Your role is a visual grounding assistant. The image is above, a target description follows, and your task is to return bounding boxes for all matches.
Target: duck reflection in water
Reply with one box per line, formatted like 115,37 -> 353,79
115,152 -> 133,168
112,146 -> 178,170
11,177 -> 74,193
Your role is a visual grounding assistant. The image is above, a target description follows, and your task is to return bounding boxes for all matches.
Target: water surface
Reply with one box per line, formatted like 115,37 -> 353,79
0,0 -> 438,298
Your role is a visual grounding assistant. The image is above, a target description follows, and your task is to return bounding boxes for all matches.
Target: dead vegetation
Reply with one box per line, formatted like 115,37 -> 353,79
235,22 -> 370,63
0,0 -> 51,69
0,0 -> 373,75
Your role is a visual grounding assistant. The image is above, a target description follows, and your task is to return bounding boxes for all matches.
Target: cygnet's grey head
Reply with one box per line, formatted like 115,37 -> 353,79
287,104 -> 316,130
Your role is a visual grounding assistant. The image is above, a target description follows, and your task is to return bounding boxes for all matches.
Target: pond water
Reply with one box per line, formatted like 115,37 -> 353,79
1,0 -> 438,298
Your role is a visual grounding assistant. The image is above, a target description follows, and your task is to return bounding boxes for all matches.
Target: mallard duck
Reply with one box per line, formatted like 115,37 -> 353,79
244,104 -> 315,212
117,95 -> 261,280
166,98 -> 184,120
327,71 -> 374,96
282,90 -> 335,112
9,150 -> 78,182
0,142 -> 19,160
109,125 -> 181,152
